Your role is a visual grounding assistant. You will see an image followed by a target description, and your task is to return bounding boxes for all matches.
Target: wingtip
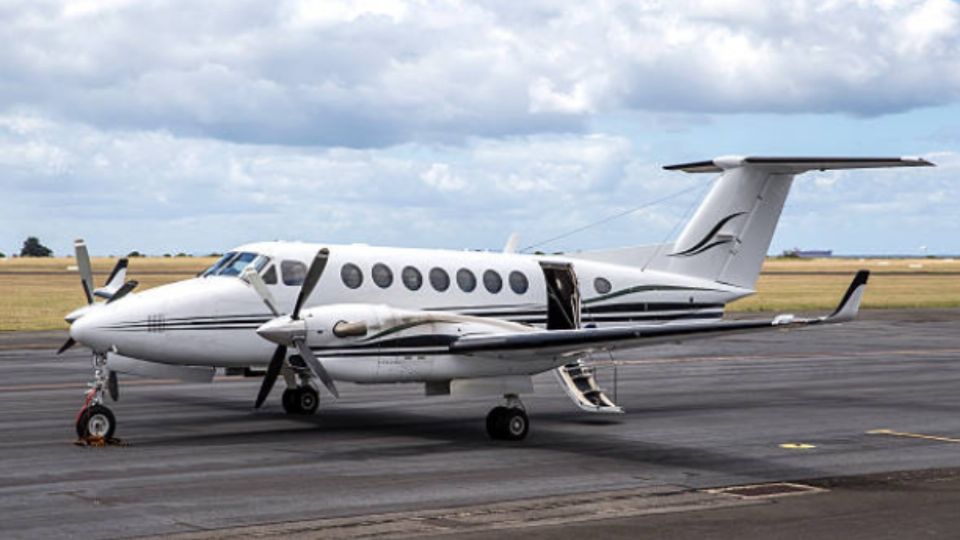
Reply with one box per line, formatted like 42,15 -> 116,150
902,156 -> 936,167
828,270 -> 870,322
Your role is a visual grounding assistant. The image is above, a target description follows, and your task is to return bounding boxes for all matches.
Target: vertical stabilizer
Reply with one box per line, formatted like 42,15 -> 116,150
664,160 -> 793,288
659,156 -> 932,289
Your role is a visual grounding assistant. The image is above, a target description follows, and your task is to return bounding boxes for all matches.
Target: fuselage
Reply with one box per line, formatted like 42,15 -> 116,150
69,241 -> 752,381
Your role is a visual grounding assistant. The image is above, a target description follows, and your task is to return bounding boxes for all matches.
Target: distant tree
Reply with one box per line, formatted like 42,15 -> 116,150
207,252 -> 223,257
175,252 -> 190,257
163,253 -> 172,258
127,250 -> 144,258
20,236 -> 53,257
0,252 -> 5,258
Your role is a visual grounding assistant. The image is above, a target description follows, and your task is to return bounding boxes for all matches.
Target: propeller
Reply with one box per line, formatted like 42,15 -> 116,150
57,337 -> 77,355
249,248 -> 338,407
75,239 -> 95,305
107,280 -> 139,304
254,343 -> 288,408
58,240 -> 139,355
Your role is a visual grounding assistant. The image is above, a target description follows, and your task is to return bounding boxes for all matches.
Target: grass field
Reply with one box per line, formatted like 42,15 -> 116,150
1,256 -> 958,331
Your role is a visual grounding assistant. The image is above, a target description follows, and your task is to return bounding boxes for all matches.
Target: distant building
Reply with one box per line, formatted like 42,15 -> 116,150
782,248 -> 833,259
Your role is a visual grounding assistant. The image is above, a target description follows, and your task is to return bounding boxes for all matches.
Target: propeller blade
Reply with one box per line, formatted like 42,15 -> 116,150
294,339 -> 339,399
108,370 -> 119,401
106,280 -> 139,304
94,257 -> 129,299
292,248 -> 329,320
74,239 -> 94,305
241,267 -> 281,317
57,337 -> 77,355
254,345 -> 287,408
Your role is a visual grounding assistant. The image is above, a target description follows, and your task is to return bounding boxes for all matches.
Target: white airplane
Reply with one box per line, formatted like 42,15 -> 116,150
60,155 -> 933,442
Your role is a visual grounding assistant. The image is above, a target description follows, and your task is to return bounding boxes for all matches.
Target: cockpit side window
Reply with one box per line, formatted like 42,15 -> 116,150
218,252 -> 258,277
201,251 -> 237,277
203,252 -> 272,278
261,264 -> 278,285
281,260 -> 308,286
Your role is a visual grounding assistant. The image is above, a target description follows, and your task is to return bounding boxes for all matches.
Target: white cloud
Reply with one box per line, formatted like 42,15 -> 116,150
0,114 -> 693,254
1,2 -> 957,257
0,1 -> 958,147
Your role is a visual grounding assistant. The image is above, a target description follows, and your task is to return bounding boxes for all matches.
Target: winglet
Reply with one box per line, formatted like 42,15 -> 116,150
826,270 -> 870,322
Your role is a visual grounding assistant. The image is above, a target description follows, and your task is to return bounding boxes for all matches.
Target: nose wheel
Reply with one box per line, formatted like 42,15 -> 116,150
75,352 -> 119,442
486,395 -> 529,441
282,386 -> 320,415
76,403 -> 116,440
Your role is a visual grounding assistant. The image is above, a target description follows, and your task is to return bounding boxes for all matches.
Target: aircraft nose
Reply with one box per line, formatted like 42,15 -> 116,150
69,309 -> 114,353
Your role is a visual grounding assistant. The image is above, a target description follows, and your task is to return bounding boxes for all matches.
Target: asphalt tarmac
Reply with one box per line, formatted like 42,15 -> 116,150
1,310 -> 960,539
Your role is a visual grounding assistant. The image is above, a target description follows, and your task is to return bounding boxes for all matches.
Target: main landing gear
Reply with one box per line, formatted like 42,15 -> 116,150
282,386 -> 320,415
280,357 -> 321,415
76,353 -> 118,440
486,394 -> 529,441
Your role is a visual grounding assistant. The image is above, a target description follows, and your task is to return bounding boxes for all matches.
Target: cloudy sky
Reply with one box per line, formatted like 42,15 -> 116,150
1,0 -> 958,257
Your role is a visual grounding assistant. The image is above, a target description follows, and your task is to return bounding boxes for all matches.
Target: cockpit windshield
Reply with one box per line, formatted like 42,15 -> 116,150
201,251 -> 271,278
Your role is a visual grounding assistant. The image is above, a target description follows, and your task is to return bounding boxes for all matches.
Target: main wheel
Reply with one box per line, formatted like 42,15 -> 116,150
500,408 -> 529,441
281,388 -> 296,414
76,404 -> 116,440
486,406 -> 508,439
283,387 -> 319,415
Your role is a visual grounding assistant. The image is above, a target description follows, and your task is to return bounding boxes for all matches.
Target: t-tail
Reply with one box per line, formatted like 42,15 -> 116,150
581,156 -> 933,291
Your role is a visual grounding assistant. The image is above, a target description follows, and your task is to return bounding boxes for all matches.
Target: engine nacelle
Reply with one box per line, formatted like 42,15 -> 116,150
257,303 -> 533,351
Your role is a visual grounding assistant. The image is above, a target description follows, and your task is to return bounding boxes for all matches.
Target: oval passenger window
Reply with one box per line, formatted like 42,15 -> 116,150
483,270 -> 502,293
341,263 -> 364,289
429,267 -> 450,291
372,263 -> 393,288
402,266 -> 423,290
508,271 -> 528,294
594,277 -> 612,295
457,269 -> 477,292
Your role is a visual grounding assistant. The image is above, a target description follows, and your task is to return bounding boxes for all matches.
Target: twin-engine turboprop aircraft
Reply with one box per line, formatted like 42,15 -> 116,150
61,155 -> 933,441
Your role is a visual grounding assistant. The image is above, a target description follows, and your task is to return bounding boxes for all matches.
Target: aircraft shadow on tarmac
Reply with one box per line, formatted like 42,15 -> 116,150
128,391 -> 828,484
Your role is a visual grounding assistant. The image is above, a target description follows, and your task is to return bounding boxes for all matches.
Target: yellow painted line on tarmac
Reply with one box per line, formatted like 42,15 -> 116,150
779,443 -> 817,450
867,429 -> 960,444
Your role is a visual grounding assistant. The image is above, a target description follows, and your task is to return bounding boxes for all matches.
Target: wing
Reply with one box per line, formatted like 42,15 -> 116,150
452,271 -> 869,359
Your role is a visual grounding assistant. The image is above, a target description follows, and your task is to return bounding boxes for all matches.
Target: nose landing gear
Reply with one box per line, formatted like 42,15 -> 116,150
75,352 -> 118,442
486,394 -> 529,441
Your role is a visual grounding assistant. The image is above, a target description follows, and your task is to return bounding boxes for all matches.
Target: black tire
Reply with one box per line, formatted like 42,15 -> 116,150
283,387 -> 319,415
281,388 -> 296,414
501,408 -> 529,441
76,404 -> 116,440
295,386 -> 319,415
486,406 -> 508,440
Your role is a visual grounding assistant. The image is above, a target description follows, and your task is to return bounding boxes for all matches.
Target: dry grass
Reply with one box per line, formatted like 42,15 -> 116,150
729,257 -> 960,312
0,257 -> 215,331
0,256 -> 957,331
761,257 -> 960,274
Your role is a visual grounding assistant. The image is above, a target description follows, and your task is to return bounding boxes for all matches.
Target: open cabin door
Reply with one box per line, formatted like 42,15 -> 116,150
538,262 -> 623,414
539,262 -> 580,330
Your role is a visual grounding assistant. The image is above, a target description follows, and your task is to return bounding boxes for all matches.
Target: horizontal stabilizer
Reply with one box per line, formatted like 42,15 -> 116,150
664,156 -> 934,174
